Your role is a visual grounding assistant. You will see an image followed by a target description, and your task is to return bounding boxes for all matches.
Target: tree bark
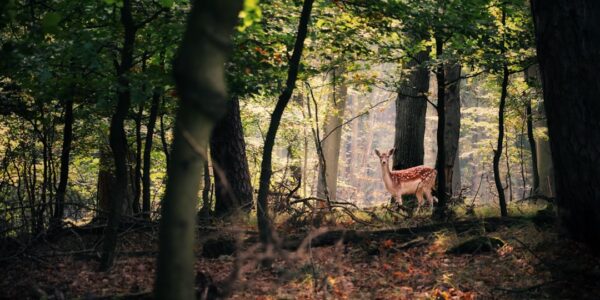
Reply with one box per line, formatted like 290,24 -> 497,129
154,1 -> 242,299
142,89 -> 160,216
317,67 -> 347,201
52,96 -> 74,227
210,97 -> 253,216
393,50 -> 430,171
444,63 -> 461,196
531,0 -> 600,252
100,0 -> 136,271
256,0 -> 314,245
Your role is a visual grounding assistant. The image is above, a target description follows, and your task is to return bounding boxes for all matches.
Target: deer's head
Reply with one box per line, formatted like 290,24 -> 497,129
374,148 -> 395,167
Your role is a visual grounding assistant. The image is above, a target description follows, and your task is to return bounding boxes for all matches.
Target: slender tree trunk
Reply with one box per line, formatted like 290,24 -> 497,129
198,155 -> 212,219
493,63 -> 509,217
444,63 -> 461,196
100,0 -> 136,271
524,66 -> 540,193
393,50 -> 430,171
317,67 -> 347,201
142,89 -> 160,216
159,111 -> 170,172
494,8 -> 509,217
433,35 -> 447,219
535,102 -> 554,197
97,144 -> 113,217
210,97 -> 253,216
525,100 -> 539,192
133,104 -> 143,214
531,0 -> 600,252
154,1 -> 242,299
52,96 -> 74,227
256,0 -> 314,245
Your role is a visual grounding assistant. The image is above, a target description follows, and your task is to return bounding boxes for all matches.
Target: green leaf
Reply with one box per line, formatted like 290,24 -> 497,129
158,0 -> 174,8
41,12 -> 61,34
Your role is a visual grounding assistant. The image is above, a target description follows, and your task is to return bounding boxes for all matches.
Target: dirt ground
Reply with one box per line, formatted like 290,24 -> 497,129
1,217 -> 599,299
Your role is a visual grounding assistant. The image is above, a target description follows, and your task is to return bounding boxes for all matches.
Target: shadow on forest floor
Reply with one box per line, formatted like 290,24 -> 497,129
1,213 -> 599,299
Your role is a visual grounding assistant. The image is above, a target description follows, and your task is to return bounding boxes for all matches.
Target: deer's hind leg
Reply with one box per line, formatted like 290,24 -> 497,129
415,189 -> 425,214
424,188 -> 434,211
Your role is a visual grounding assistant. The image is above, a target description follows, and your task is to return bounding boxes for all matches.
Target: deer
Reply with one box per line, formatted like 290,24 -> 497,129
374,148 -> 437,213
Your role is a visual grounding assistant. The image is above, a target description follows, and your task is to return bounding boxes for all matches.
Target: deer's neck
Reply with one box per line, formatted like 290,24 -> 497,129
381,164 -> 397,192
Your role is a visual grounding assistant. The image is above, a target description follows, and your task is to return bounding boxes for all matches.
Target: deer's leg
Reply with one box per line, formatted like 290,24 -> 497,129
424,189 -> 434,211
415,190 -> 424,214
395,193 -> 403,207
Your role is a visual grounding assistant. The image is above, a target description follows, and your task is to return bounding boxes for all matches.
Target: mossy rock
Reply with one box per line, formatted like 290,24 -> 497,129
447,236 -> 505,255
201,236 -> 236,258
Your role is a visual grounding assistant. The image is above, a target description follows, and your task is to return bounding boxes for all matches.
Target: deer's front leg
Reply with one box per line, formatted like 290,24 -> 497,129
395,193 -> 403,206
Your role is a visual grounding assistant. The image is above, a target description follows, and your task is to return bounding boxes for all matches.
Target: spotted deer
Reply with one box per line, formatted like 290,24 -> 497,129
374,148 -> 437,212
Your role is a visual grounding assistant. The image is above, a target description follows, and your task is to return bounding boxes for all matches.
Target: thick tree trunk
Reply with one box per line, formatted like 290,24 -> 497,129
154,1 -> 242,299
317,67 -> 347,201
210,97 -> 253,216
531,0 -> 600,252
52,97 -> 73,227
444,63 -> 461,196
256,0 -> 314,245
393,50 -> 430,171
142,89 -> 160,216
493,63 -> 509,217
100,0 -> 136,271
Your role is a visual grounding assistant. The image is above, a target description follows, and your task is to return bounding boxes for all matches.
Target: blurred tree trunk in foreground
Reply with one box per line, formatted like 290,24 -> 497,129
154,1 -> 243,299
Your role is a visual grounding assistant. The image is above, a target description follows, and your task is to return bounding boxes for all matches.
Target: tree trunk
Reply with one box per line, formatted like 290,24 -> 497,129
159,100 -> 171,172
256,0 -> 314,245
493,63 -> 509,217
525,100 -> 539,193
433,35 -> 447,219
535,102 -> 554,197
154,1 -> 242,299
210,97 -> 253,217
531,0 -> 600,252
393,50 -> 430,170
444,63 -> 461,196
97,144 -> 114,218
52,96 -> 74,227
100,0 -> 136,271
524,66 -> 541,194
133,104 -> 143,214
142,89 -> 160,216
317,67 -> 347,201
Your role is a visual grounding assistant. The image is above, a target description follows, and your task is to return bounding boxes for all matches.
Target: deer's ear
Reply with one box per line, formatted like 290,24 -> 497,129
388,148 -> 395,156
374,149 -> 381,156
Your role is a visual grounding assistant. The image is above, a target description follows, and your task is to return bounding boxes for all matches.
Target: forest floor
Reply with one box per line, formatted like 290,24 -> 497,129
1,208 -> 600,299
